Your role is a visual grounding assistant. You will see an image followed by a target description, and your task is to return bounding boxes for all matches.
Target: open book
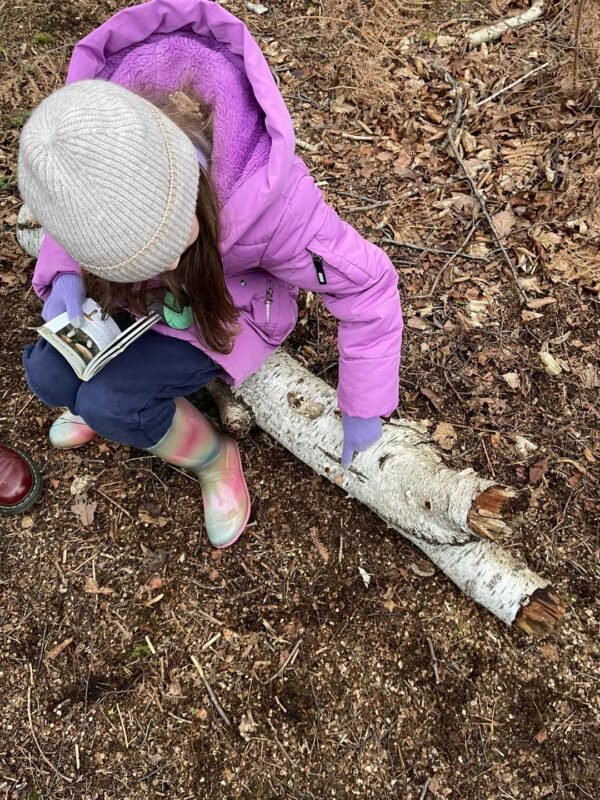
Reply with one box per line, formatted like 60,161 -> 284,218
38,298 -> 161,381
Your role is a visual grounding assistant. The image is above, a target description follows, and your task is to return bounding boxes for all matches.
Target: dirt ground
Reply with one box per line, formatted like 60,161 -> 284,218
1,1 -> 599,798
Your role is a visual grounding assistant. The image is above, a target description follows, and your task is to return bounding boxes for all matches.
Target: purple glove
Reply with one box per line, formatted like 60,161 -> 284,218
42,274 -> 85,326
341,413 -> 383,467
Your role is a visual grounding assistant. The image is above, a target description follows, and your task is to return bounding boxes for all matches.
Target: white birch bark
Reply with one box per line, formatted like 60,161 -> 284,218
469,0 -> 544,47
236,351 -> 552,628
16,203 -> 43,258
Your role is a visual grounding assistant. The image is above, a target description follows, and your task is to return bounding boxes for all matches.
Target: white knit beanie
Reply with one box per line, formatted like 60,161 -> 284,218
18,80 -> 200,283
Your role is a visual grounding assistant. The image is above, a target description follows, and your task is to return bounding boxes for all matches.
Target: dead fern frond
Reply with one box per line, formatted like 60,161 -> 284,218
309,527 -> 330,564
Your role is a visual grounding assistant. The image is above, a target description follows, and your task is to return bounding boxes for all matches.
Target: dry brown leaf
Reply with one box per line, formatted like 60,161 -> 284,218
522,310 -> 543,322
84,577 -> 114,595
539,351 -> 562,376
138,510 -> 169,527
492,209 -> 516,239
420,386 -> 444,412
407,317 -> 432,331
533,727 -> 548,744
502,372 -> 520,390
580,363 -> 599,389
537,643 -> 559,662
140,543 -> 168,571
526,297 -> 557,310
71,495 -> 97,527
529,458 -> 550,485
583,448 -> 597,464
239,714 -> 257,741
432,422 -> 457,451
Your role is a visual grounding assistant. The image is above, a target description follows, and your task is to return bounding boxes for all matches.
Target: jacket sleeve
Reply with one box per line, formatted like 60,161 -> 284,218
261,168 -> 403,418
32,232 -> 82,300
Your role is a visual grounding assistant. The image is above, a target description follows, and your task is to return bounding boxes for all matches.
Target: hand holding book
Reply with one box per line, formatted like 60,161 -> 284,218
38,298 -> 160,381
42,273 -> 86,327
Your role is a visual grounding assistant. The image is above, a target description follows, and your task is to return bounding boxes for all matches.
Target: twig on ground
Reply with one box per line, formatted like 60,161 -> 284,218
15,394 -> 35,417
573,0 -> 586,81
347,199 -> 393,213
435,66 -> 528,303
191,656 -> 231,726
340,132 -> 375,142
96,488 -> 131,517
381,237 -> 488,263
296,138 -> 319,152
116,703 -> 129,749
417,222 -> 479,299
468,0 -> 544,46
419,777 -> 431,800
476,59 -> 554,107
268,638 -> 303,683
27,685 -> 71,782
426,638 -> 440,684
266,717 -> 297,767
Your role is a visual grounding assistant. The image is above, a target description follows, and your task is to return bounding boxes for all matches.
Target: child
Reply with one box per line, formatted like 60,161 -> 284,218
18,0 -> 403,549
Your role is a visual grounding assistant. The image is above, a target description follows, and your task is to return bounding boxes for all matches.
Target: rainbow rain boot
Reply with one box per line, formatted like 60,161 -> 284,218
49,410 -> 98,449
149,398 -> 250,548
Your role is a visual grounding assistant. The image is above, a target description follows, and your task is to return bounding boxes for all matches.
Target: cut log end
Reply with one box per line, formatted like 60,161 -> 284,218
468,485 -> 523,539
514,587 -> 565,637
208,380 -> 255,439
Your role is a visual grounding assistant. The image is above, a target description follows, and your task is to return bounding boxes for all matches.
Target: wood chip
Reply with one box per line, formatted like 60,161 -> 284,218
47,637 -> 74,659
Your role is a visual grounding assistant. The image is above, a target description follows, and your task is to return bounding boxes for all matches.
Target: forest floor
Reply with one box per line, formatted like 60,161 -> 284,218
0,1 -> 599,798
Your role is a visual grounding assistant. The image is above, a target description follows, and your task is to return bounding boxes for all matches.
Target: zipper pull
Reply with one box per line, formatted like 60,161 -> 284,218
311,253 -> 327,285
265,285 -> 273,325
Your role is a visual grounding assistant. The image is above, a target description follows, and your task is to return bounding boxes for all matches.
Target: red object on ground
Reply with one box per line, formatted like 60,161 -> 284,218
0,444 -> 42,514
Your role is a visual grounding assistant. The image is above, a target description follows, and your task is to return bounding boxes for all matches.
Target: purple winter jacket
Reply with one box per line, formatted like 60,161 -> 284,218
31,0 -> 403,418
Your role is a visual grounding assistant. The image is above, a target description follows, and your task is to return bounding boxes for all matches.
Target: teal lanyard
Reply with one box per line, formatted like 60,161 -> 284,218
163,291 -> 194,330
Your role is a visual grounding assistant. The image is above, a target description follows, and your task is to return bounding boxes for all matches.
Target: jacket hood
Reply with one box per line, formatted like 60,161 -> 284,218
66,0 -> 296,253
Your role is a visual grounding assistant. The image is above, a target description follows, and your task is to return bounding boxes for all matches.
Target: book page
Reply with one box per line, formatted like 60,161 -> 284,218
38,299 -> 160,381
83,313 -> 160,380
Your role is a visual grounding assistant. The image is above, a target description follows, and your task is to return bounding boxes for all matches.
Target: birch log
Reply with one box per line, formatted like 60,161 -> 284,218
16,203 -> 43,257
468,0 -> 544,47
236,352 -> 564,636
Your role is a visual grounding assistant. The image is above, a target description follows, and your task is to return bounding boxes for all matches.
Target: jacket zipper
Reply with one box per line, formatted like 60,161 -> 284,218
309,251 -> 327,285
265,281 -> 273,327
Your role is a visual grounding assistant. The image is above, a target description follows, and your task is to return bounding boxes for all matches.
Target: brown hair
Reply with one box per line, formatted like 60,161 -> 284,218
82,88 -> 239,354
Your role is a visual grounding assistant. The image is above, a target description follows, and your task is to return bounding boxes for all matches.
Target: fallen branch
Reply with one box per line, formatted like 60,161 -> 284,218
468,0 -> 544,47
435,66 -> 528,304
236,351 -> 564,636
381,237 -> 489,263
476,58 -> 554,107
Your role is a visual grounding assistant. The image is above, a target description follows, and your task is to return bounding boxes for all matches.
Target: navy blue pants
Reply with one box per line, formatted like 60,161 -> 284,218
23,332 -> 222,448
